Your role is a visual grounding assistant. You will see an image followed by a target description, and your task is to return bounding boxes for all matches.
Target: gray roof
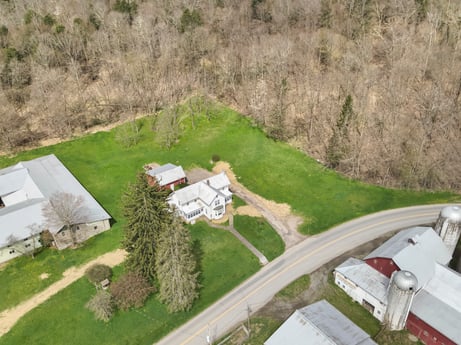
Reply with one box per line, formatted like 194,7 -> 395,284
335,258 -> 389,304
265,300 -> 377,345
365,227 -> 451,289
170,172 -> 231,207
411,264 -> 461,344
147,163 -> 186,186
0,154 -> 110,246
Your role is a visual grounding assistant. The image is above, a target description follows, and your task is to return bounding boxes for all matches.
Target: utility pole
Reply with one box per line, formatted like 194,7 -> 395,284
206,323 -> 211,345
246,303 -> 251,338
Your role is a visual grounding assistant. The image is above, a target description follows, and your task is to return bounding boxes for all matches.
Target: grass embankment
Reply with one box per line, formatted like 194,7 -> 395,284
233,215 -> 284,261
0,102 -> 457,343
0,223 -> 260,345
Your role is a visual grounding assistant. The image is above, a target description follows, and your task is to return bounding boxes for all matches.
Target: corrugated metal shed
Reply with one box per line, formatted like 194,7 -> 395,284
265,300 -> 377,345
336,258 -> 389,304
0,154 -> 111,246
365,227 -> 451,289
411,264 -> 461,343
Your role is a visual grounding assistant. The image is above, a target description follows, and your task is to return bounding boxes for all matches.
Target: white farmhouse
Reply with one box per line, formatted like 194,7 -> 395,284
0,154 -> 111,263
168,172 -> 232,222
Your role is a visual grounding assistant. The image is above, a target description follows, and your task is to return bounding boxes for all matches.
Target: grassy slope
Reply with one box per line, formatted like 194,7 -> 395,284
0,223 -> 260,345
0,103 -> 458,342
233,215 -> 285,261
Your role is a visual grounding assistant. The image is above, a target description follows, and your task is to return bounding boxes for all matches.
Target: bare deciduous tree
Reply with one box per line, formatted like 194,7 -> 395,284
42,192 -> 89,245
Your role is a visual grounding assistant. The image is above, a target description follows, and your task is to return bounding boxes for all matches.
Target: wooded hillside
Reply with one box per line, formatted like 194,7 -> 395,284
1,0 -> 460,190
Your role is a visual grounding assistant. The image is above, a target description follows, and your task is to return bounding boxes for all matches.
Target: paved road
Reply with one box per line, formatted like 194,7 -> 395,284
156,204 -> 455,345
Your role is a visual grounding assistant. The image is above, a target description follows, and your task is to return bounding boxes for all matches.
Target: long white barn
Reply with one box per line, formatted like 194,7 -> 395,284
0,154 -> 111,263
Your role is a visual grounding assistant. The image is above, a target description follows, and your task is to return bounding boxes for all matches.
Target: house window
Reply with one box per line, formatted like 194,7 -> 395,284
423,331 -> 428,336
23,237 -> 29,241
76,226 -> 80,230
61,231 -> 66,236
215,200 -> 219,206
25,244 -> 31,248
94,226 -> 98,230
9,249 -> 15,254
0,197 -> 4,208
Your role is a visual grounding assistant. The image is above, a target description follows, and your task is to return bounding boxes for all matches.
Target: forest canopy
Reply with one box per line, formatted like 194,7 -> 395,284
1,0 -> 460,191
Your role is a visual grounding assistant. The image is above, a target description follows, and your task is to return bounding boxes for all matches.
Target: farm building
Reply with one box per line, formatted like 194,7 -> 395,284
0,154 -> 111,263
144,163 -> 186,190
264,299 -> 377,345
168,172 -> 232,222
334,208 -> 461,345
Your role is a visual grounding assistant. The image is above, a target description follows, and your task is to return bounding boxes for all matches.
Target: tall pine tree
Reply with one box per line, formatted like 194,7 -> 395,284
155,216 -> 199,312
326,94 -> 356,168
122,173 -> 171,281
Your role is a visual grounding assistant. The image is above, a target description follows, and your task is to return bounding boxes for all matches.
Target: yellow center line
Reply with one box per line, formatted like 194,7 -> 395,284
180,211 -> 435,345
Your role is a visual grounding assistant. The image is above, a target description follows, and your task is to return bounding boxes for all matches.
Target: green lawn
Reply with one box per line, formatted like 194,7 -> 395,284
0,101 -> 458,341
233,215 -> 285,261
0,227 -> 120,312
0,223 -> 260,345
232,195 -> 247,208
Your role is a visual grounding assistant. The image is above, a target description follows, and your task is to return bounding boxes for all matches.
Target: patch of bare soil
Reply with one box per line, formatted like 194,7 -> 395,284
235,205 -> 261,217
186,167 -> 213,184
39,273 -> 49,280
0,249 -> 127,337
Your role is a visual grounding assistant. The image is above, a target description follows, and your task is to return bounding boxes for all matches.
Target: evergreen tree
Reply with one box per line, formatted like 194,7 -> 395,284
122,173 -> 171,281
326,95 -> 356,168
156,216 -> 199,312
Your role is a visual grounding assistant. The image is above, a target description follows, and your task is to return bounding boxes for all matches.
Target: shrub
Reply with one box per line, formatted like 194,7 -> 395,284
85,264 -> 113,285
86,290 -> 114,322
211,154 -> 220,162
179,9 -> 202,33
39,230 -> 54,248
111,272 -> 155,310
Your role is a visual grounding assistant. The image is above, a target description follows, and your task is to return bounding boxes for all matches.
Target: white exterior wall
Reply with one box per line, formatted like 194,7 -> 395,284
0,235 -> 42,264
334,271 -> 387,322
210,195 -> 226,220
53,219 -> 111,250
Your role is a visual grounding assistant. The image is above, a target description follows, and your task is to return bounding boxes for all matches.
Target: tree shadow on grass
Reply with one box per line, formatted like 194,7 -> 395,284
191,239 -> 204,287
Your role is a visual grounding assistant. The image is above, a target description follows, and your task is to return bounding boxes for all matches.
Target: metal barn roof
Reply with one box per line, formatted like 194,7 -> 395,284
411,264 -> 461,344
335,258 -> 389,304
0,154 -> 111,246
264,300 -> 377,345
147,163 -> 186,186
365,227 -> 451,289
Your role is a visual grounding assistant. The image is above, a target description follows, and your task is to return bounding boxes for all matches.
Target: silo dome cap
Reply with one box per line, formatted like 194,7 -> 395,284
393,271 -> 418,291
440,205 -> 461,222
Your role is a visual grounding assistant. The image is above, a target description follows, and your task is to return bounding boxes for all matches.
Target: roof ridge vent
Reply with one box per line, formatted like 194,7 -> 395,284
407,235 -> 418,245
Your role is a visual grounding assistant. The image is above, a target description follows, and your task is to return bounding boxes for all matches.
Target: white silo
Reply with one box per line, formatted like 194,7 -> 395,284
385,270 -> 417,331
434,205 -> 461,256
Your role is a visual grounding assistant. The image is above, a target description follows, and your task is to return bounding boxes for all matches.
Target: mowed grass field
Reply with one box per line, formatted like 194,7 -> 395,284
0,223 -> 260,345
0,102 -> 458,344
